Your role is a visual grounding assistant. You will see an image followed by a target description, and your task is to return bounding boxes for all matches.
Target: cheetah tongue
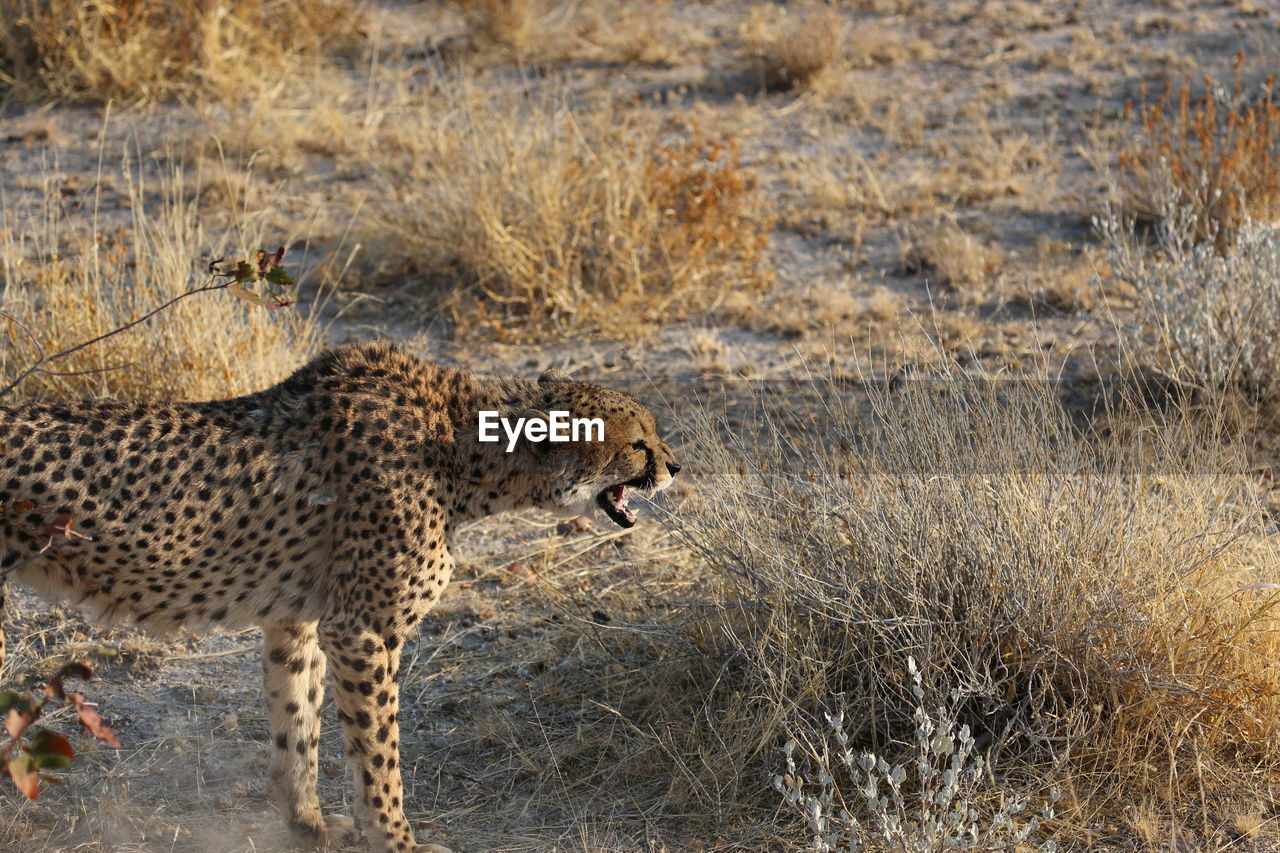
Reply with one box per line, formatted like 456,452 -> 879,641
598,484 -> 638,528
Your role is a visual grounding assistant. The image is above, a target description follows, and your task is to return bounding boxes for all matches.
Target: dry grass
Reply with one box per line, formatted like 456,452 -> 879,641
743,2 -> 844,91
927,121 -> 1052,206
725,280 -> 907,341
0,155 -> 323,402
775,112 -> 1054,249
1119,54 -> 1280,247
574,0 -> 689,68
848,23 -> 936,69
374,81 -> 773,340
463,369 -> 1280,847
904,221 -> 1004,303
451,0 -> 557,57
0,0 -> 363,103
1021,238 -> 1096,314
654,373 -> 1280,844
448,0 -> 690,67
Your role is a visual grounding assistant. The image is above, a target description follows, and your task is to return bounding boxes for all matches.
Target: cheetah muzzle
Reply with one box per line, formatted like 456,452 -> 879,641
0,342 -> 680,853
596,466 -> 678,529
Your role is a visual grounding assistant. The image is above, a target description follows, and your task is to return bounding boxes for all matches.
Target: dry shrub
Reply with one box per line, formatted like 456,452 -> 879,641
0,161 -> 322,401
1118,54 -> 1280,247
904,222 -> 1003,302
1102,207 -> 1280,408
447,0 -> 690,67
744,2 -> 843,91
667,373 -> 1280,839
0,0 -> 362,102
451,0 -> 556,56
376,84 -> 773,339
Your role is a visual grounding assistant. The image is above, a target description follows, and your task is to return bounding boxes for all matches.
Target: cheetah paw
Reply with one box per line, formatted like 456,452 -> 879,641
417,845 -> 454,853
321,814 -> 359,847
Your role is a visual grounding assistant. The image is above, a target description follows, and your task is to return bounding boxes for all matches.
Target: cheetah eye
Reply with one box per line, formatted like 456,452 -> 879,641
631,441 -> 648,452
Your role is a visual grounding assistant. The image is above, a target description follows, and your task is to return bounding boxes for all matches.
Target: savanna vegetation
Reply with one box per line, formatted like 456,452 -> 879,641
3,1 -> 1280,850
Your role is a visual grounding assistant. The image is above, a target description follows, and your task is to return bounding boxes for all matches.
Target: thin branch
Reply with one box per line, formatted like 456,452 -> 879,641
0,311 -> 48,397
0,534 -> 84,581
35,362 -> 135,378
0,280 -> 230,399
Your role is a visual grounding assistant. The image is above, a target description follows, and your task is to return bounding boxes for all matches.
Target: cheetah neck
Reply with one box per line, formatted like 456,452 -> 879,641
441,377 -> 555,523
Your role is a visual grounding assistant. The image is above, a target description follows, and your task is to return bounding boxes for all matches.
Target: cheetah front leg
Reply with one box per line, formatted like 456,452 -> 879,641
319,622 -> 451,853
262,621 -> 357,847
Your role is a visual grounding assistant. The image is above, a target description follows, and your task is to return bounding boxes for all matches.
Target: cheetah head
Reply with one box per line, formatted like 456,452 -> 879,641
518,371 -> 680,528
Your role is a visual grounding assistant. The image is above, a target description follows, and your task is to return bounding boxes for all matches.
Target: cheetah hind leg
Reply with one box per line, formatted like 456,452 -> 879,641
262,622 -> 357,848
0,580 -> 6,681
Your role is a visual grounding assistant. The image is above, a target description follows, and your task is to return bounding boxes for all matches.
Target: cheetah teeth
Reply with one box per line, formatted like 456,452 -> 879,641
597,484 -> 638,527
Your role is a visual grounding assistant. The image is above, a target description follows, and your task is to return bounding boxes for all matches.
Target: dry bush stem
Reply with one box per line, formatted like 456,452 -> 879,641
0,281 -> 227,397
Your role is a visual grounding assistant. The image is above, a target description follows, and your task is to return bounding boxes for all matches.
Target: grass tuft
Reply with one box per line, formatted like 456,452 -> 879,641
376,82 -> 773,340
0,0 -> 363,103
744,2 -> 843,91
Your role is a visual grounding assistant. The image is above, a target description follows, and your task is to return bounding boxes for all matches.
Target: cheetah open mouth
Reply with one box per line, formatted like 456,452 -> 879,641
597,484 -> 637,528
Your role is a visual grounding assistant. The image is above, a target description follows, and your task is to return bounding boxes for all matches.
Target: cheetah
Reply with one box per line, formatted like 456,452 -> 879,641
0,341 -> 680,853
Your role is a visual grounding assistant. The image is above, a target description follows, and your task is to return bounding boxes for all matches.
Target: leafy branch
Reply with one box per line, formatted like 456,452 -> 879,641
0,246 -> 297,397
0,664 -> 120,800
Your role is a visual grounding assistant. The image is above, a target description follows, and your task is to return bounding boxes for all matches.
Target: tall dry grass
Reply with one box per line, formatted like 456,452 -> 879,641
659,372 -> 1280,843
0,155 -> 323,401
375,80 -> 773,339
0,0 -> 363,102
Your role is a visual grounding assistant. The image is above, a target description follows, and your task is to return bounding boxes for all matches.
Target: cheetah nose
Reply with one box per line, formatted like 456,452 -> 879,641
666,461 -> 682,476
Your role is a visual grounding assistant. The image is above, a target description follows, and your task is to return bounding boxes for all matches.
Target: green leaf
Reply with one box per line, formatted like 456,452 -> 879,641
264,266 -> 294,286
0,689 -> 21,715
232,260 -> 255,283
29,730 -> 74,769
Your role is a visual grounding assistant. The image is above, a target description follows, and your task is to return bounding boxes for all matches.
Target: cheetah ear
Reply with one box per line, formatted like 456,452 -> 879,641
538,368 -> 571,385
